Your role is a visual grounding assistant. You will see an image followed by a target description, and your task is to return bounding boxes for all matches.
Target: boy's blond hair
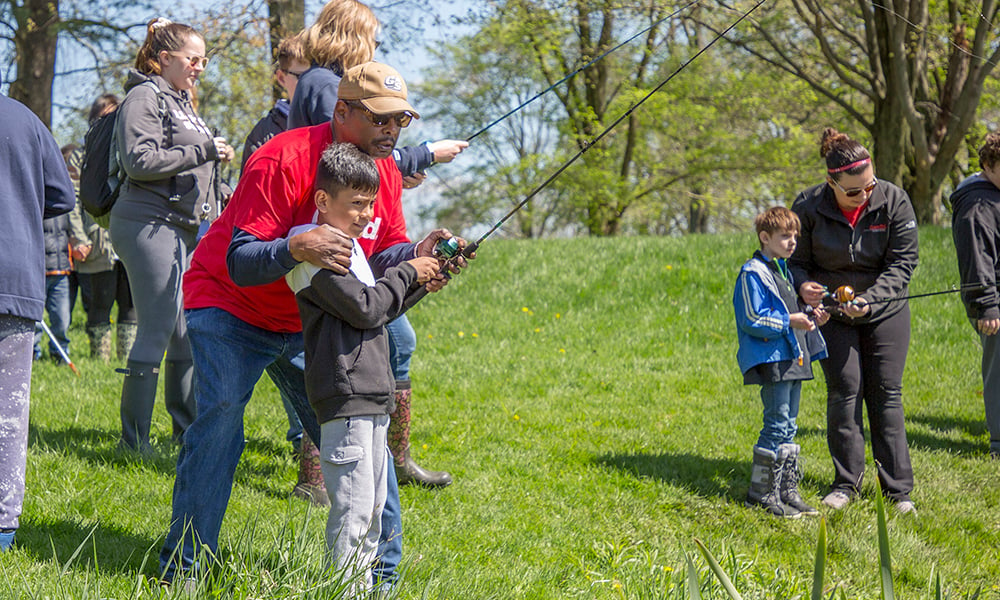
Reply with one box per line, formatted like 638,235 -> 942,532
754,206 -> 800,241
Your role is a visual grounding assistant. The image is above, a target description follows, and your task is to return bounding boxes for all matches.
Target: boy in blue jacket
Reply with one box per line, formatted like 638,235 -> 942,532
734,207 -> 828,518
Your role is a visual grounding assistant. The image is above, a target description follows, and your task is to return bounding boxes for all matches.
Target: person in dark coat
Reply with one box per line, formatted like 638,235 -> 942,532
951,131 -> 1000,458
790,127 -> 919,515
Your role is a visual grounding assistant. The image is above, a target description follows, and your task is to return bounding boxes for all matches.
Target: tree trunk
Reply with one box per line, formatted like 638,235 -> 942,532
268,0 -> 305,103
9,0 -> 60,127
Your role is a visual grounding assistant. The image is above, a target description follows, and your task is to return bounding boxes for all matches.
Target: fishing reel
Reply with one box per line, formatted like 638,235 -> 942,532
433,237 -> 461,259
826,285 -> 856,305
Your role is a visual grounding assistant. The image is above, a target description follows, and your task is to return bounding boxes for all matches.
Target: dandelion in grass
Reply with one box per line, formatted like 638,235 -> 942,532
521,306 -> 530,312
665,264 -> 673,270
555,313 -> 561,319
559,348 -> 566,353
471,333 -> 478,338
422,444 -> 428,450
514,414 -> 520,421
458,331 -> 465,337
534,327 -> 541,333
427,333 -> 433,339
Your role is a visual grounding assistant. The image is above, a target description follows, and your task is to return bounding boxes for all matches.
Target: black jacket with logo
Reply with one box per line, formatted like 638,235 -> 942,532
789,180 -> 919,324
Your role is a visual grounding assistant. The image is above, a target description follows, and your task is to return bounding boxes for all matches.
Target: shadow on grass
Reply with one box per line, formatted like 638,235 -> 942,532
595,451 -> 832,503
801,414 -> 988,456
18,517 -> 162,576
27,424 -> 180,476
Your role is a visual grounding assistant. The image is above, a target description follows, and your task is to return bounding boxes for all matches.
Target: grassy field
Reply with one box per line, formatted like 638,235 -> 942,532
4,226 -> 999,598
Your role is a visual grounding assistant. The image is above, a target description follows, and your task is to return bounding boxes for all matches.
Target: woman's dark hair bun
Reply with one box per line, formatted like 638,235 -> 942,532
820,127 -> 850,158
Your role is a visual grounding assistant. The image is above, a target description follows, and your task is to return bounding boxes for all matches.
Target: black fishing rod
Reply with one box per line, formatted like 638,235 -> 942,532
823,282 -> 994,307
465,0 -> 702,142
435,0 -> 769,264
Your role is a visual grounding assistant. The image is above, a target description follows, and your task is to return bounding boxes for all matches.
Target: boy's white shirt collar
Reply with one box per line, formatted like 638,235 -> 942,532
285,215 -> 375,292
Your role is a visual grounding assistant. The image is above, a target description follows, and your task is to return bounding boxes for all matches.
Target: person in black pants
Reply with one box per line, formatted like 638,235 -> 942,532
789,127 -> 919,514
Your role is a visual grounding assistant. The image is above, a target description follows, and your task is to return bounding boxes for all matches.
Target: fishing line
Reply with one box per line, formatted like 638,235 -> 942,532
464,0 -> 702,142
437,0 -> 768,266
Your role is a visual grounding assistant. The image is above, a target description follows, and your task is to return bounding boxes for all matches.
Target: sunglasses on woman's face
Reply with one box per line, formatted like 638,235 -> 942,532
170,52 -> 210,69
832,177 -> 878,198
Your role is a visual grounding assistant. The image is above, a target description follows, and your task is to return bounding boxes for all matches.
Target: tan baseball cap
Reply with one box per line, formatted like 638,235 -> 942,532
338,62 -> 420,118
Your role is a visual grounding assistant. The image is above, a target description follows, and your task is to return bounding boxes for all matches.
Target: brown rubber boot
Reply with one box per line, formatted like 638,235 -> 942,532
388,380 -> 452,487
292,432 -> 330,506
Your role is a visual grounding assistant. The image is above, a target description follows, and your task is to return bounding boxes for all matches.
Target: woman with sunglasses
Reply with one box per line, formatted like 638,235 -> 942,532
110,18 -> 235,452
789,127 -> 919,514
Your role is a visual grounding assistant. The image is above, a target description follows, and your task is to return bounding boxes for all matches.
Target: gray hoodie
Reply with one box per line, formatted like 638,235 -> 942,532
111,69 -> 220,233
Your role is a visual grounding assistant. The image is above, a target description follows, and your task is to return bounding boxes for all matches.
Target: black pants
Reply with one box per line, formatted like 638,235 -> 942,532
820,305 -> 914,501
77,262 -> 136,328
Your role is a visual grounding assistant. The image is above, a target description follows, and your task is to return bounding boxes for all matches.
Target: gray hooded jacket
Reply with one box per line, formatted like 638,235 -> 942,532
111,69 -> 220,233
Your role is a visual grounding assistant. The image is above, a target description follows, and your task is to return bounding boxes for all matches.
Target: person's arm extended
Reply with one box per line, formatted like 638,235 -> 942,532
227,225 -> 352,287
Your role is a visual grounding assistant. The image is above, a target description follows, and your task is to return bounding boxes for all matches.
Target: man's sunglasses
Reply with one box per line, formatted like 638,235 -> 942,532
346,102 -> 412,128
832,177 -> 878,198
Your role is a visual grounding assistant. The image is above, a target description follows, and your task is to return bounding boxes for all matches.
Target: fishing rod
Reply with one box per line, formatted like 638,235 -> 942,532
434,0 -> 769,264
465,0 -> 702,142
822,282 -> 995,308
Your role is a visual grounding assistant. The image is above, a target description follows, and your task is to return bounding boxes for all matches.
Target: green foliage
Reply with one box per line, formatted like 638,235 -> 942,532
10,227 -> 1000,598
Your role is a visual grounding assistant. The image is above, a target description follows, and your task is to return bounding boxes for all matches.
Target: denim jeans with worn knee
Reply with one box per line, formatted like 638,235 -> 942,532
159,308 -> 319,579
755,380 -> 801,452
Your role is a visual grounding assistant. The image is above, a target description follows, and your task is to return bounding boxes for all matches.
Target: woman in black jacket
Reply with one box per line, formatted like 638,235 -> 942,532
789,128 -> 919,514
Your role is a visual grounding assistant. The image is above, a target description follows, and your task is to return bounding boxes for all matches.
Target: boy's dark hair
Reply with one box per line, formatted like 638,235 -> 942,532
979,131 -> 1000,170
755,206 -> 800,239
315,142 -> 380,197
88,94 -> 120,126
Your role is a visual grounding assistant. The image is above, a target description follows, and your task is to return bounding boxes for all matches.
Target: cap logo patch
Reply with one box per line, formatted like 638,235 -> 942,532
383,75 -> 403,92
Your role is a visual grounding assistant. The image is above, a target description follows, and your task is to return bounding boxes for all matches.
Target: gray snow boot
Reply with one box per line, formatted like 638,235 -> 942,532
117,361 -> 160,452
778,443 -> 819,515
746,446 -> 800,518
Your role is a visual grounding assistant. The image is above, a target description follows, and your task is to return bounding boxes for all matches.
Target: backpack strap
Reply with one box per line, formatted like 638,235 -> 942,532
139,80 -> 178,201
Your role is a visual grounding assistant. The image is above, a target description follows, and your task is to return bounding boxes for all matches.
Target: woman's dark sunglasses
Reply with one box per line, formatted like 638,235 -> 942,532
833,178 -> 878,198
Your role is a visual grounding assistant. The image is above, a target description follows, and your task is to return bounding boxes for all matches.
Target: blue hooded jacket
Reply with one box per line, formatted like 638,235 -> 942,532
0,77 -> 76,321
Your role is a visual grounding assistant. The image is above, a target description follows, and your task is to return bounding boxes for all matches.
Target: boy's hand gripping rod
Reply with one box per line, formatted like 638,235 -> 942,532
435,0 -> 769,271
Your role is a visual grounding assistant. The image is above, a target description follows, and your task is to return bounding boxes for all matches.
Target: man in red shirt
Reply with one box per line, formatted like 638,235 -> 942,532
160,62 -> 463,586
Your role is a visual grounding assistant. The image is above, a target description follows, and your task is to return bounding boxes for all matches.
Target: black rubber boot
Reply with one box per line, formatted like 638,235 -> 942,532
778,443 -> 819,515
117,361 -> 160,452
746,446 -> 800,518
163,359 -> 196,443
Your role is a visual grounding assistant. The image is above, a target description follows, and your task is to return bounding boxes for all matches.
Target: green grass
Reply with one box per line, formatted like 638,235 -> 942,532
4,226 -> 999,598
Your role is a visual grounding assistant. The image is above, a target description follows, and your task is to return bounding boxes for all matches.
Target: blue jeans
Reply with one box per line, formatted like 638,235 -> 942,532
755,380 -> 801,452
159,308 -> 402,582
34,274 -> 71,359
385,314 -> 416,381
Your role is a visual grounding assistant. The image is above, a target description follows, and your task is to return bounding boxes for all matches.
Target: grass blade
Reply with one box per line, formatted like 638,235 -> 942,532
874,481 -> 895,600
685,552 -> 702,600
811,515 -> 827,600
694,538 -> 743,600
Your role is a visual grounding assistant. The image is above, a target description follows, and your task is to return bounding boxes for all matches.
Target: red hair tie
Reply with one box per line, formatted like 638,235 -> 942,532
827,158 -> 871,174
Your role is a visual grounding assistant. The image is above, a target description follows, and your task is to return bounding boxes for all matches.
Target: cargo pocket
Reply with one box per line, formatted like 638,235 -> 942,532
323,444 -> 365,466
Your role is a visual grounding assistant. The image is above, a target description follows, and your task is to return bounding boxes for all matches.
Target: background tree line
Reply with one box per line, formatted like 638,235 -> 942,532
3,0 -> 1000,237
